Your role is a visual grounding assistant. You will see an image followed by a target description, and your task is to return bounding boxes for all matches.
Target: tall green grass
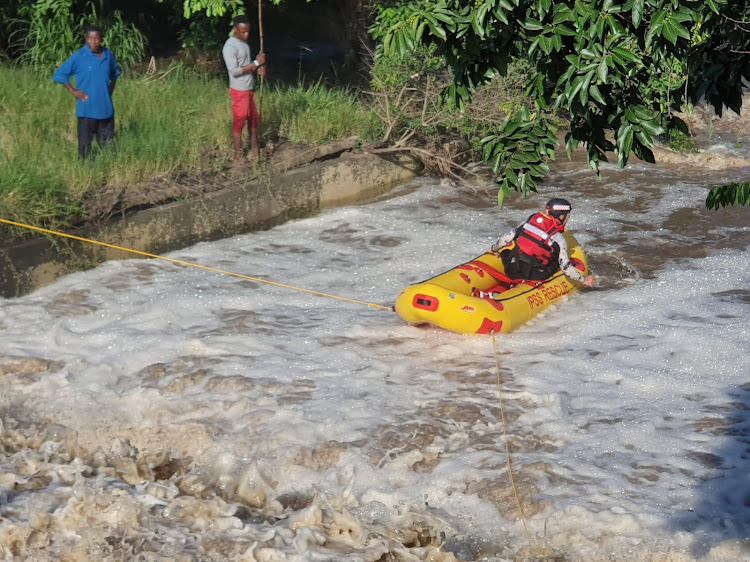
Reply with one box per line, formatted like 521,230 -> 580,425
262,80 -> 381,144
0,65 -> 378,233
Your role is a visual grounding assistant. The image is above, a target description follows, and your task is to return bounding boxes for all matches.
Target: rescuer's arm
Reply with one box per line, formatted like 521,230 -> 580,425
551,233 -> 594,286
490,225 -> 522,253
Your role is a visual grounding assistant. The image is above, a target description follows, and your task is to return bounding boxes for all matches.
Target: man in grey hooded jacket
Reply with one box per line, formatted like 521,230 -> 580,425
222,15 -> 266,167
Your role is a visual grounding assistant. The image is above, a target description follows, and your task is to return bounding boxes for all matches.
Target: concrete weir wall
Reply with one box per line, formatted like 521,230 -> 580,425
0,153 -> 420,298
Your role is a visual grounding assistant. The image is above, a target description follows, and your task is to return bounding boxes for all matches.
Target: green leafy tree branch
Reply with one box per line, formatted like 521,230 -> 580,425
381,0 -> 750,207
165,0 -> 290,19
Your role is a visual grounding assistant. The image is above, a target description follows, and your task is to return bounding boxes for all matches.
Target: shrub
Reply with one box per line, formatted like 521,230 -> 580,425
12,0 -> 145,70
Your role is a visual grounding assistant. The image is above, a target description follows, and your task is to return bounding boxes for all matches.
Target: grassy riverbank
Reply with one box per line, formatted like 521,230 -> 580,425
0,65 -> 379,234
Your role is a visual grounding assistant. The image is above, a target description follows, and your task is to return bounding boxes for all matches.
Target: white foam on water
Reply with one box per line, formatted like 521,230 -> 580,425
1,168 -> 749,561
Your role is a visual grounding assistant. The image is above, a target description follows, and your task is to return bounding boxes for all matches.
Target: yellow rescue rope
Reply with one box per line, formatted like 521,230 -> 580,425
491,330 -> 532,547
0,218 -> 391,310
2,217 -> 536,547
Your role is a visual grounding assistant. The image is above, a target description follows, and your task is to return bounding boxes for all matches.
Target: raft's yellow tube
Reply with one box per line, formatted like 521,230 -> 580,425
394,232 -> 589,334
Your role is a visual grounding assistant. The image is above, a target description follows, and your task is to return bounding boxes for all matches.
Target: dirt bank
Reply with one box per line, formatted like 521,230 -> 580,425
0,142 -> 421,298
3,108 -> 749,300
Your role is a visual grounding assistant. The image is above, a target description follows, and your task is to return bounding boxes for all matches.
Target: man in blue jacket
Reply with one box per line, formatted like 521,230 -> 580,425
53,26 -> 120,160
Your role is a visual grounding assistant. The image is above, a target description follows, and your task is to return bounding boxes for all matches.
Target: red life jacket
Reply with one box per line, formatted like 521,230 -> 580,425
515,211 -> 564,265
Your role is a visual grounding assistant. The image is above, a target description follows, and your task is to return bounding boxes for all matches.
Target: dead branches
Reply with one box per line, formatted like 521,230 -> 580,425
362,41 -> 533,185
365,65 -> 481,183
371,145 -> 482,184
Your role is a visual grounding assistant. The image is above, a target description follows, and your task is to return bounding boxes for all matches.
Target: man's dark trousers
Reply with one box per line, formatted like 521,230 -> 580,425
77,116 -> 115,159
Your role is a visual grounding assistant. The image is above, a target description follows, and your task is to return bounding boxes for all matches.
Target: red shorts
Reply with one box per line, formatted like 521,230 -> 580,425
229,88 -> 260,133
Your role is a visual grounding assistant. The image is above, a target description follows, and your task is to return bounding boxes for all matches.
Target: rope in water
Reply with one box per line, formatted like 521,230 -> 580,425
4,217 -> 535,546
491,330 -> 533,547
0,218 -> 391,310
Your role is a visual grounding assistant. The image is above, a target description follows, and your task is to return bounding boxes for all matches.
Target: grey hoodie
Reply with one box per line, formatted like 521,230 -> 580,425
222,35 -> 255,91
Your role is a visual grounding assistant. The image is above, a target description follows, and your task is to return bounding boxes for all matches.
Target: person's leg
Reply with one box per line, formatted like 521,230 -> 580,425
248,91 -> 261,160
249,128 -> 259,160
232,130 -> 244,162
526,259 -> 559,281
229,88 -> 250,165
527,267 -> 548,281
503,248 -> 539,281
77,117 -> 96,160
535,262 -> 561,280
501,246 -> 524,280
95,116 -> 115,149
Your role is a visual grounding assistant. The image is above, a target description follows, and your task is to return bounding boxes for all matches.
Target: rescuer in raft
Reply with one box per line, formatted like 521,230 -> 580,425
490,198 -> 595,287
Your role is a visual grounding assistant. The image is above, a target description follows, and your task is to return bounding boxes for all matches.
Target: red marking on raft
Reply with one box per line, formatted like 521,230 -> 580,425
412,293 -> 439,311
476,318 -> 503,334
457,263 -> 487,277
466,260 -> 514,283
488,299 -> 505,311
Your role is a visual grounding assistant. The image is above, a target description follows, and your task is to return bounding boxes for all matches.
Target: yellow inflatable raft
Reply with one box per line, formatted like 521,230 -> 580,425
394,231 -> 590,335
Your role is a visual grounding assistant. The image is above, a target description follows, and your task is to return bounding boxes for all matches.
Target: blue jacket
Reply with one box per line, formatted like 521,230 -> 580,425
53,44 -> 121,119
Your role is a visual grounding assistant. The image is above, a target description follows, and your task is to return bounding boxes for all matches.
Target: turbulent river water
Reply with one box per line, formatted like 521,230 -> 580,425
1,150 -> 749,561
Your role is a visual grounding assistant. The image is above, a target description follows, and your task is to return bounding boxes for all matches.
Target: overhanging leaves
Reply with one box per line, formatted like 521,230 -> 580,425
706,181 -> 750,209
377,0 -> 750,209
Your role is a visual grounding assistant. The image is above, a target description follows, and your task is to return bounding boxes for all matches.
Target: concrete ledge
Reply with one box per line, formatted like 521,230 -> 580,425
0,152 -> 420,298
